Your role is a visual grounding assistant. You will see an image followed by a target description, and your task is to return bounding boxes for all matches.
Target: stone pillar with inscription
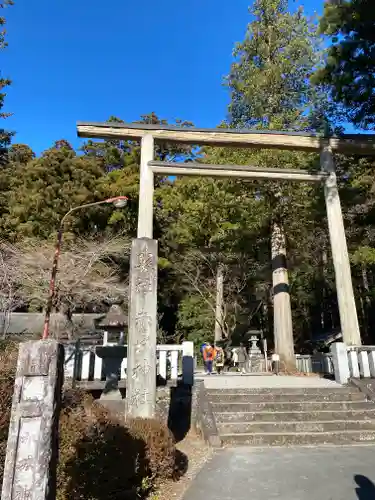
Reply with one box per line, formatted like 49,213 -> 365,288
126,238 -> 158,419
1,339 -> 64,500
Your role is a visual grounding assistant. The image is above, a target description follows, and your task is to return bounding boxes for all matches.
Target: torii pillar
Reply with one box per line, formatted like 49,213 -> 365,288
321,145 -> 361,346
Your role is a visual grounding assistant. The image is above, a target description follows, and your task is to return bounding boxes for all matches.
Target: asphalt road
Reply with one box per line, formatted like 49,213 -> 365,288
183,446 -> 375,500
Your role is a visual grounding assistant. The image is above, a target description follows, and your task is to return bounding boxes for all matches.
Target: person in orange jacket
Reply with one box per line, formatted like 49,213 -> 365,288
203,343 -> 215,375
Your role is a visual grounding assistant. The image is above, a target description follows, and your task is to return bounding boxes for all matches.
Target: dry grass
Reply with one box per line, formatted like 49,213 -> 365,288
148,430 -> 213,500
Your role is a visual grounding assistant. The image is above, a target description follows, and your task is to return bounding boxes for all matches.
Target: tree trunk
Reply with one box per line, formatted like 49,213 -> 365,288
0,312 -> 6,340
362,264 -> 370,302
321,249 -> 327,330
271,221 -> 295,370
214,264 -> 224,343
361,264 -> 371,340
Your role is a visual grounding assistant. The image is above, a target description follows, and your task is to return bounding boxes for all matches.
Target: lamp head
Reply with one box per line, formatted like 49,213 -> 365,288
106,196 -> 128,208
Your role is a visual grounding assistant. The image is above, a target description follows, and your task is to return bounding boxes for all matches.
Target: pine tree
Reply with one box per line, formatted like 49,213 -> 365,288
2,142 -> 105,240
313,0 -> 375,129
228,0 -> 321,130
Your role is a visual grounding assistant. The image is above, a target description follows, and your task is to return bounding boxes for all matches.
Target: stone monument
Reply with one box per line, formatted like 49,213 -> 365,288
126,238 -> 158,418
1,339 -> 64,500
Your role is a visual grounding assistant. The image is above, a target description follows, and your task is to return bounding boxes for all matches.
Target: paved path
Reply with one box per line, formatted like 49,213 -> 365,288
199,374 -> 341,390
183,446 -> 375,500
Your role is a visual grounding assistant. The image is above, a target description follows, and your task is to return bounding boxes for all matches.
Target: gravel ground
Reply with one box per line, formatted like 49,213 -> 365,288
149,432 -> 213,500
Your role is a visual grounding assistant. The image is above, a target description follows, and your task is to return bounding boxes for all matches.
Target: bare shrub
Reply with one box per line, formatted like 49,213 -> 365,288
0,235 -> 130,337
0,247 -> 24,337
58,399 -> 177,500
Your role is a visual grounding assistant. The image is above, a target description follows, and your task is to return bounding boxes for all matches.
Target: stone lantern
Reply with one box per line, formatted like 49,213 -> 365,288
246,330 -> 262,355
245,329 -> 264,373
95,303 -> 127,400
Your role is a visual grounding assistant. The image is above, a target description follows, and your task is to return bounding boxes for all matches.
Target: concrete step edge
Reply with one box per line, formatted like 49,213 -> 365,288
209,396 -> 361,400
220,430 -> 375,437
214,409 -> 374,414
214,408 -> 375,415
206,389 -> 357,394
211,401 -> 372,406
209,396 -> 366,402
208,391 -> 364,394
222,443 -> 375,449
217,420 -> 375,425
208,394 -> 363,398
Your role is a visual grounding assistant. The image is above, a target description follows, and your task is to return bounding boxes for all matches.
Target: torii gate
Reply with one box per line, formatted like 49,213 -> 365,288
77,121 -> 374,416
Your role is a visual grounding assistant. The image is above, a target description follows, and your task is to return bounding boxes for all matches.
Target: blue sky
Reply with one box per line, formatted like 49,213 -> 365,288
3,0 -> 323,154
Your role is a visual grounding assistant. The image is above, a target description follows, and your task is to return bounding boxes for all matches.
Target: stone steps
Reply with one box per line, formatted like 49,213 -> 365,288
208,386 -> 375,447
206,387 -> 355,396
218,420 -> 375,434
209,392 -> 365,403
211,401 -> 374,412
215,409 -> 375,423
220,430 -> 375,447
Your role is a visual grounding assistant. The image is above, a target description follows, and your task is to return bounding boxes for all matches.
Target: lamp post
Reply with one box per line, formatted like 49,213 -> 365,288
42,196 -> 128,339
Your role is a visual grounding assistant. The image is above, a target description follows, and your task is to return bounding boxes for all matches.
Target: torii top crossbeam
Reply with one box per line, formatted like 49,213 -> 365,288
77,121 -> 375,154
76,119 -> 369,350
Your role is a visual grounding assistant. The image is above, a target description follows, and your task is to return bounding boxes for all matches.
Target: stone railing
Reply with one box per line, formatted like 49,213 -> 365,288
295,353 -> 334,375
330,343 -> 375,384
64,341 -> 194,387
237,353 -> 333,374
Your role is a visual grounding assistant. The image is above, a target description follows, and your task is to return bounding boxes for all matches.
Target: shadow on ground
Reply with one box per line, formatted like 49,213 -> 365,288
355,475 -> 375,500
167,383 -> 192,443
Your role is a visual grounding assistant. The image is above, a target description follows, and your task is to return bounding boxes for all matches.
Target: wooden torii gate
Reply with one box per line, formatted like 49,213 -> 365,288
77,121 -> 374,411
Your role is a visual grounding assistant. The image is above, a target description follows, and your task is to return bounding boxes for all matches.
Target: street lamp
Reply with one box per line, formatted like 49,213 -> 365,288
42,196 -> 128,339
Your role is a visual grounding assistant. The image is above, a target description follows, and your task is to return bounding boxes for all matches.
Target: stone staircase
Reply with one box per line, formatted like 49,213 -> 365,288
208,386 -> 375,446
